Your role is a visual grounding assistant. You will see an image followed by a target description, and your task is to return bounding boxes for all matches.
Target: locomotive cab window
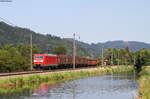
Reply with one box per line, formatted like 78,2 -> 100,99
34,56 -> 44,59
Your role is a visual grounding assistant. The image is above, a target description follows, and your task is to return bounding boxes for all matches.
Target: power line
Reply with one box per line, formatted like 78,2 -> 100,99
0,0 -> 12,2
0,17 -> 15,26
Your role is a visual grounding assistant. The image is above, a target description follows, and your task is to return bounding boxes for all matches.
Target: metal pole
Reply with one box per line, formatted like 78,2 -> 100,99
30,33 -> 33,71
73,33 -> 75,69
134,54 -> 136,65
101,46 -> 104,66
111,51 -> 113,66
118,50 -> 119,66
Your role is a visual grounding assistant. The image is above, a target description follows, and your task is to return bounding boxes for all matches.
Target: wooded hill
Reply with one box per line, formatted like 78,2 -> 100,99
65,39 -> 150,58
1,21 -> 150,58
0,22 -> 89,57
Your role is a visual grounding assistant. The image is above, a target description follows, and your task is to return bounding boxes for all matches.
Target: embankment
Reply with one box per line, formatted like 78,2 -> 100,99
0,66 -> 133,93
137,66 -> 150,99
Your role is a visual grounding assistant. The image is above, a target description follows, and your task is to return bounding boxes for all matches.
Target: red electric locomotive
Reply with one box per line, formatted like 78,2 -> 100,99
33,54 -> 58,69
33,54 -> 98,70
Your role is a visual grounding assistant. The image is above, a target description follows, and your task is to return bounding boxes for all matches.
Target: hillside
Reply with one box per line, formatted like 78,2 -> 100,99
1,21 -> 150,58
65,39 -> 150,58
0,22 -> 89,56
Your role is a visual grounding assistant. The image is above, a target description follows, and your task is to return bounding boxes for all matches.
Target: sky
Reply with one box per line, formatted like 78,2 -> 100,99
0,0 -> 150,44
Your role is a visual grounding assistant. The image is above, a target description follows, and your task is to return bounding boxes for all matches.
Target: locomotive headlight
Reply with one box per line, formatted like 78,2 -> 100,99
39,60 -> 43,62
34,60 -> 43,62
34,60 -> 37,62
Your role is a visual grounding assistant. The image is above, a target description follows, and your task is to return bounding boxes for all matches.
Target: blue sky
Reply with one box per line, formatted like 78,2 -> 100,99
0,0 -> 150,44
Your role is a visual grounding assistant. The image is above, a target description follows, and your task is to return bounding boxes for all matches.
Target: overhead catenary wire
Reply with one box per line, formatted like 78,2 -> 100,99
0,17 -> 16,26
0,0 -> 12,2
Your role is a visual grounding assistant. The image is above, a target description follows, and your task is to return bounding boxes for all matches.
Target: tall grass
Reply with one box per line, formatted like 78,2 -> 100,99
137,66 -> 150,99
0,66 -> 133,93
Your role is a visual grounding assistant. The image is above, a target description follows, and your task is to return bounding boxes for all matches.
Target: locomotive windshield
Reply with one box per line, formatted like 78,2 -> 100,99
34,56 -> 44,59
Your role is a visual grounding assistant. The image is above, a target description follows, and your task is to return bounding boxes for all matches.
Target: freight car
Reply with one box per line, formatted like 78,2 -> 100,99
33,54 -> 98,70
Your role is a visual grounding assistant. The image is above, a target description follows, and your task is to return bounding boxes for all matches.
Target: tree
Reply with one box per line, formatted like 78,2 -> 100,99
0,49 -> 12,72
102,48 -> 134,66
52,46 -> 67,55
0,44 -> 41,72
135,48 -> 150,66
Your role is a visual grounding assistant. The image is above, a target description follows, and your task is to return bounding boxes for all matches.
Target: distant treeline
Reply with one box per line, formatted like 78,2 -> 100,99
0,44 -> 150,72
100,47 -> 150,66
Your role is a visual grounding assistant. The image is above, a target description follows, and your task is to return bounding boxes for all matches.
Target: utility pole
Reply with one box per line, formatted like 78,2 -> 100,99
111,52 -> 113,66
134,54 -> 136,65
122,56 -> 124,65
101,46 -> 104,66
30,33 -> 33,71
73,33 -> 76,69
117,50 -> 119,66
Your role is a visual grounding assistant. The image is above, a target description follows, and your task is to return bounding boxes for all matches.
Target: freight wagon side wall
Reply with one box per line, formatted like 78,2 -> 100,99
45,56 -> 58,66
88,59 -> 98,66
57,55 -> 89,66
57,55 -> 73,66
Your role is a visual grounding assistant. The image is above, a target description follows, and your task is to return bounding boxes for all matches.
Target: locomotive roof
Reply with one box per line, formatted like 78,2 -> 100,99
34,54 -> 57,56
47,54 -> 57,56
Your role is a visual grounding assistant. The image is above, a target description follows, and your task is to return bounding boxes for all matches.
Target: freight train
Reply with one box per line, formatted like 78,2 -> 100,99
33,54 -> 99,70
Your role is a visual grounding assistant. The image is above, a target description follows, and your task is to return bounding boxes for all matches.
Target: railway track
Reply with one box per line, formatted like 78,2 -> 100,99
0,66 -> 98,77
0,71 -> 43,77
